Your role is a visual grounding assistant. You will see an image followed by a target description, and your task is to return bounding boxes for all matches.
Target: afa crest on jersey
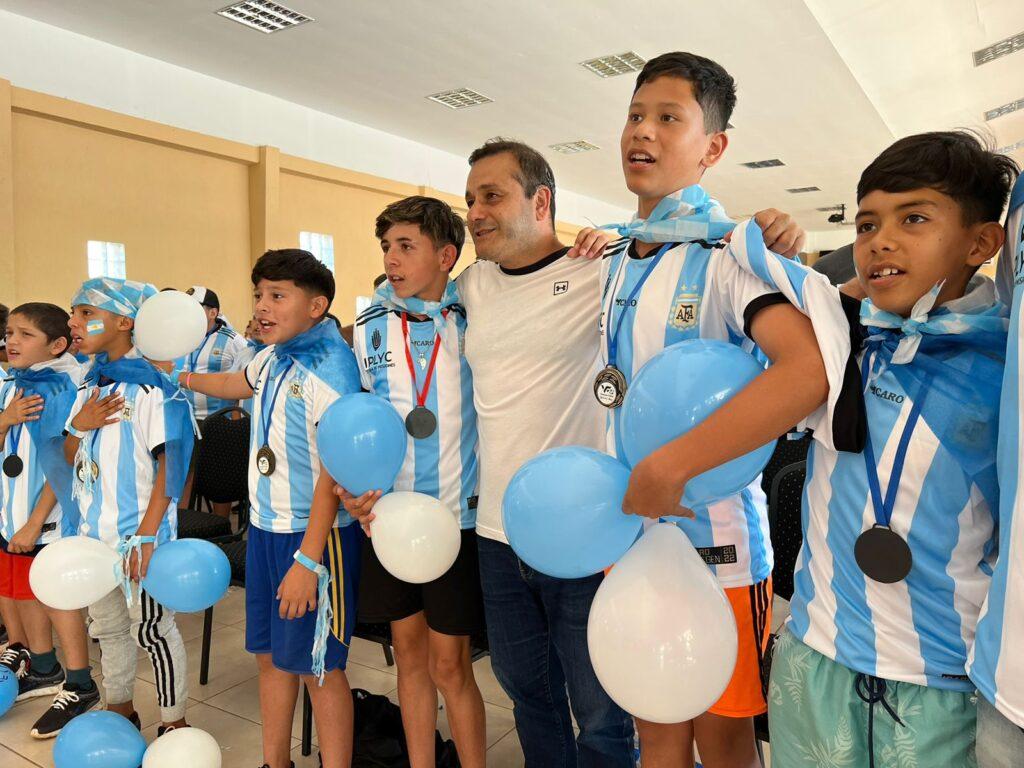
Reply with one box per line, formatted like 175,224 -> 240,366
670,285 -> 700,331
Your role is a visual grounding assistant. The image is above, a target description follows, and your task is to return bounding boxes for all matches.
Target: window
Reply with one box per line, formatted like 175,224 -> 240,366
87,241 -> 127,279
300,231 -> 335,271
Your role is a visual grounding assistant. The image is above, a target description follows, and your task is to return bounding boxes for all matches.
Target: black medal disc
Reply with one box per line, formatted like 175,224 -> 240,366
2,455 -> 23,478
855,524 -> 913,584
405,406 -> 438,439
75,460 -> 99,484
256,445 -> 277,476
593,365 -> 627,409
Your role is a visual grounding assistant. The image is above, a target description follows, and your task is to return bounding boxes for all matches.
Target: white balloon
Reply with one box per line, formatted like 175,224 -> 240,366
587,523 -> 738,724
133,290 -> 207,361
370,492 -> 461,584
142,726 -> 221,767
29,536 -> 120,610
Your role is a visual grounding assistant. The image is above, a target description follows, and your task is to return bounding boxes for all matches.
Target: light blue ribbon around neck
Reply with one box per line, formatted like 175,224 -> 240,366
602,184 -> 736,245
372,280 -> 461,339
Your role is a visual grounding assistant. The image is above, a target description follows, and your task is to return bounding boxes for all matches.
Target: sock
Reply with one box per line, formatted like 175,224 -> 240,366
29,649 -> 58,676
66,667 -> 94,690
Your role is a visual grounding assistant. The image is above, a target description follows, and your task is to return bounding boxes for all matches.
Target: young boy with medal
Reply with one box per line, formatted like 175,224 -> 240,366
723,131 -> 1016,766
339,196 -> 487,768
63,277 -> 196,737
0,303 -> 98,739
579,51 -> 831,768
969,165 -> 1024,767
178,250 -> 363,768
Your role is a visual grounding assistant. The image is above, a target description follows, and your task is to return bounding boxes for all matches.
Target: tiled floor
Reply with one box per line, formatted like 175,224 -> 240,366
0,588 -> 786,767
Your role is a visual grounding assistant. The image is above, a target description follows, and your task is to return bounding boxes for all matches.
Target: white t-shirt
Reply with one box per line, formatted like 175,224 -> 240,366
457,248 -> 605,543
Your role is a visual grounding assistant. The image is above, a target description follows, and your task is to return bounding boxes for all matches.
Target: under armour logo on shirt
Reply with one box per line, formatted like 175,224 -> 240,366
553,281 -> 569,296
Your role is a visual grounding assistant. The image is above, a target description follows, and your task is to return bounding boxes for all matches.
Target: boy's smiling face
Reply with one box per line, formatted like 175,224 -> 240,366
68,306 -> 131,356
252,279 -> 328,345
4,314 -> 67,369
380,222 -> 456,301
854,187 -> 1004,317
620,76 -> 728,216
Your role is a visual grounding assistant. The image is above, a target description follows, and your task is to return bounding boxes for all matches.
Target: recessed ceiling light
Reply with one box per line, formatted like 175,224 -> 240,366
973,32 -> 1024,66
985,97 -> 1024,121
816,205 -> 844,212
550,140 -> 601,154
215,1 -> 313,34
580,52 -> 646,78
787,186 -> 820,194
998,138 -> 1024,154
741,159 -> 785,169
426,88 -> 493,110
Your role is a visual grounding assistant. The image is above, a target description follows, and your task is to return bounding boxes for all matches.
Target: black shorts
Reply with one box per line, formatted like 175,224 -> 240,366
358,528 -> 485,636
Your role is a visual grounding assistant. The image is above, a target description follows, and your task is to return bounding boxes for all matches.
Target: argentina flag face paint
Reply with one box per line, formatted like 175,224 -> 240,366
86,319 -> 105,335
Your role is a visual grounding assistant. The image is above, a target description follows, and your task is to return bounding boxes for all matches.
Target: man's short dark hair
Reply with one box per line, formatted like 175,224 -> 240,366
374,196 -> 467,260
0,304 -> 8,331
857,131 -> 1020,225
373,273 -> 388,289
632,52 -> 737,134
10,302 -> 72,352
468,139 -> 557,225
252,249 -> 335,306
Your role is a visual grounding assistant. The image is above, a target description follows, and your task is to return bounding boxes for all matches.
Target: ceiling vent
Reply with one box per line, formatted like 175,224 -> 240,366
985,97 -> 1024,121
426,88 -> 493,110
741,159 -> 785,169
787,186 -> 820,194
580,52 -> 646,78
550,140 -> 601,154
216,1 -> 313,33
973,32 -> 1024,66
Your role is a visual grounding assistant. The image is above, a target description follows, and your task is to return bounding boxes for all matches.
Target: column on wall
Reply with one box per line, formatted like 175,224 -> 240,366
0,79 -> 15,302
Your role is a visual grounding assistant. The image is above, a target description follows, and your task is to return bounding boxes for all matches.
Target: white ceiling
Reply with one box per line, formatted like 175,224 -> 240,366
1,0 -> 1022,230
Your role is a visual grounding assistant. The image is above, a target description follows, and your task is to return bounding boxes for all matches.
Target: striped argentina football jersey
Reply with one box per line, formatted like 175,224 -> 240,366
244,341 -> 360,533
183,320 -> 249,419
790,278 -> 1003,692
65,349 -> 179,548
599,237 -> 786,587
353,300 -> 478,528
0,355 -> 84,545
969,176 -> 1024,722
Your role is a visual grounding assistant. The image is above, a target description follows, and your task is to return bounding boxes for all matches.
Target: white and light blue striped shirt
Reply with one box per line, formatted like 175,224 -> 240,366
599,238 -> 781,587
969,178 -> 1024,722
65,349 -> 178,548
0,356 -> 84,545
354,302 -> 478,529
791,280 -> 1002,692
183,320 -> 249,419
244,344 -> 359,533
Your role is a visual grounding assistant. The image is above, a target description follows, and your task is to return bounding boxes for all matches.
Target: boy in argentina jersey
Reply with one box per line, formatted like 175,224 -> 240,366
180,250 -> 362,768
182,286 -> 249,419
580,53 -> 830,768
341,196 -> 486,768
725,132 -> 1017,767
64,277 -> 196,736
0,303 -> 100,739
969,170 -> 1024,768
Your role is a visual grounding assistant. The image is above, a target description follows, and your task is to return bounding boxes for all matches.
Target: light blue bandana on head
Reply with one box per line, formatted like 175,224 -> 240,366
71,277 -> 158,318
602,184 -> 736,244
372,280 -> 462,339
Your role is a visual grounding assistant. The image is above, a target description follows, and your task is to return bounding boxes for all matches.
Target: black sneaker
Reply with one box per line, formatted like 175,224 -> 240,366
157,722 -> 189,737
29,683 -> 101,739
257,763 -> 294,768
129,711 -> 141,730
17,663 -> 65,701
0,644 -> 29,677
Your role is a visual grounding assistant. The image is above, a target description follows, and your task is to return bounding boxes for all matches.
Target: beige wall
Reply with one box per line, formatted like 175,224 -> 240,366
0,79 -> 584,325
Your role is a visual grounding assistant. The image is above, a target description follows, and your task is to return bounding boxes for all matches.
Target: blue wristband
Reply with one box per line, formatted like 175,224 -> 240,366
292,550 -> 333,683
293,550 -> 328,576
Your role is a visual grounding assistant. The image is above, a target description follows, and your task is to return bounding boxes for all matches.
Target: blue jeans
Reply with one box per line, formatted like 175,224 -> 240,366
477,535 -> 634,768
977,694 -> 1024,768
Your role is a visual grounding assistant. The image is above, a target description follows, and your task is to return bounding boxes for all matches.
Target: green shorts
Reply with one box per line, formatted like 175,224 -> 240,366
767,627 -> 977,767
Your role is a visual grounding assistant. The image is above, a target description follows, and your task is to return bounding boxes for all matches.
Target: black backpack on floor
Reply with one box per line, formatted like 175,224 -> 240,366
352,688 -> 461,768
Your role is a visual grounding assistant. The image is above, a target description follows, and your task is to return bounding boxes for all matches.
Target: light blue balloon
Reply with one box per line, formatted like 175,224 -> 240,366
0,666 -> 16,717
141,538 -> 231,613
54,711 -> 146,768
317,393 -> 406,497
620,339 -> 775,509
503,446 -> 642,578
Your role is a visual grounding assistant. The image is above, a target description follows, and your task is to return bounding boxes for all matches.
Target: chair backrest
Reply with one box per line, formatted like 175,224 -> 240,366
194,406 -> 251,507
767,460 -> 807,602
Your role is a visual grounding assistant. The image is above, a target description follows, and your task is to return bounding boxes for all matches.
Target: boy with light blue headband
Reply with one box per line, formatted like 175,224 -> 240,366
63,276 -> 196,736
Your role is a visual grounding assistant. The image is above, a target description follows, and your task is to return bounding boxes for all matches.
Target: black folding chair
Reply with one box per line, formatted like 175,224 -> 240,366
178,406 -> 251,540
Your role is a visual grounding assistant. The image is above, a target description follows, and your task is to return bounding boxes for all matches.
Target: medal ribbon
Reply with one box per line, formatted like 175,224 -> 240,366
400,311 -> 448,410
605,243 -> 674,369
259,358 -> 294,447
859,353 -> 930,529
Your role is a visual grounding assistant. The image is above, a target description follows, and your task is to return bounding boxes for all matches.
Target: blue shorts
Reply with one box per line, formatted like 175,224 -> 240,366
245,523 -> 362,676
